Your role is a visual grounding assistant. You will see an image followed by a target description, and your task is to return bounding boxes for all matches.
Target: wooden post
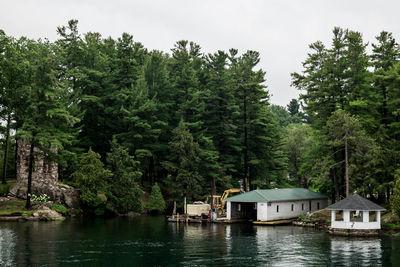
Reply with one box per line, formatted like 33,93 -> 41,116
184,197 -> 187,215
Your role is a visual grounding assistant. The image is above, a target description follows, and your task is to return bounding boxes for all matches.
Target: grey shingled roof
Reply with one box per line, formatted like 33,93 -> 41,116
225,188 -> 327,203
326,194 -> 385,211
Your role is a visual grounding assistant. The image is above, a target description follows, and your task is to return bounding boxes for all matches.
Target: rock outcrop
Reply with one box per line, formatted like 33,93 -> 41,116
9,139 -> 79,208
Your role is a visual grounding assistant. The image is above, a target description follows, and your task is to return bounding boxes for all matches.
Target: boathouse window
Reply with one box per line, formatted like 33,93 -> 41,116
276,205 -> 279,213
291,204 -> 294,211
238,204 -> 241,212
317,202 -> 320,210
302,203 -> 304,210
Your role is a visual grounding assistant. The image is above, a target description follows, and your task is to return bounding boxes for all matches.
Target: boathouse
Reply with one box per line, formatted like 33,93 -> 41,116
326,194 -> 385,230
225,188 -> 328,221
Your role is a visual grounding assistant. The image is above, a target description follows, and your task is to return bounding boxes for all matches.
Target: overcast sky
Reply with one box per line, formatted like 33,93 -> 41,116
1,0 -> 400,106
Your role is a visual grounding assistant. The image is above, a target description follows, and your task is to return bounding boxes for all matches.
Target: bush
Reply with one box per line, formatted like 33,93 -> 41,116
146,183 -> 166,213
52,204 -> 67,214
0,180 -> 16,196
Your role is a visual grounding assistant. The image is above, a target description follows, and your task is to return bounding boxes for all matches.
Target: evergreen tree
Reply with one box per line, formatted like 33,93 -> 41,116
0,33 -> 30,184
146,183 -> 166,213
18,40 -> 79,209
163,120 -> 203,204
106,138 -> 143,213
391,171 -> 400,217
283,124 -> 313,187
72,148 -> 110,215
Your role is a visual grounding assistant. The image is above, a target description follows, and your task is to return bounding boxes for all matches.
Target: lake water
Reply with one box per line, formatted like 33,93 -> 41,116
0,216 -> 399,266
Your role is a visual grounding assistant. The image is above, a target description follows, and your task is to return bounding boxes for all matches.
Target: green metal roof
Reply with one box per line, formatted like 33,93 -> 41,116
225,188 -> 327,203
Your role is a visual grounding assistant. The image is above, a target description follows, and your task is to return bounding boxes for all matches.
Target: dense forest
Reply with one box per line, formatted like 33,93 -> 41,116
1,21 -> 400,214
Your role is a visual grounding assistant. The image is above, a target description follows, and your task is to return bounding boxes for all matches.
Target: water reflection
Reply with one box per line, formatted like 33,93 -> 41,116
330,237 -> 382,266
254,225 -> 330,266
0,228 -> 16,267
0,218 -> 398,266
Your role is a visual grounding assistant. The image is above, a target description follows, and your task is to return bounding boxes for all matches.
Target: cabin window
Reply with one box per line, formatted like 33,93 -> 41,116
309,201 -> 312,211
317,202 -> 320,210
350,210 -> 363,222
302,203 -> 304,210
369,211 -> 377,222
335,210 -> 343,221
276,205 -> 279,213
238,204 -> 241,211
291,204 -> 294,211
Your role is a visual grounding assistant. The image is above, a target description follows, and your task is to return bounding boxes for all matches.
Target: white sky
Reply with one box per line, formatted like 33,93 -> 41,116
1,0 -> 400,106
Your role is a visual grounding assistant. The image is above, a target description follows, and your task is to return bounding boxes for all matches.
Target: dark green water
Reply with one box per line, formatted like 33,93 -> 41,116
0,216 -> 399,266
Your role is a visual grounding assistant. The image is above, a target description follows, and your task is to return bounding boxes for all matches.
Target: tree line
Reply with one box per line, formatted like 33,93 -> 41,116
0,20 -> 285,213
291,27 -> 400,204
2,21 -> 400,214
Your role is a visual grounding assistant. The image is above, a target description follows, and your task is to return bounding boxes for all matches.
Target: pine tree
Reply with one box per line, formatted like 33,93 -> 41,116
163,120 -> 203,204
391,171 -> 400,217
18,40 -> 80,209
146,183 -> 166,213
106,138 -> 143,213
0,34 -> 30,184
72,148 -> 110,214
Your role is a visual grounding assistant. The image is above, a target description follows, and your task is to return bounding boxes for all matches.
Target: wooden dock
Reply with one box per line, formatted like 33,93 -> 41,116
253,219 -> 293,225
166,216 -> 250,224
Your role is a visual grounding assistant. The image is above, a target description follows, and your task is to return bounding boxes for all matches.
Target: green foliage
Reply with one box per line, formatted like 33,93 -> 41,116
283,124 -> 314,187
52,204 -> 67,214
298,214 -> 319,223
146,183 -> 166,212
72,148 -> 110,211
391,172 -> 400,217
106,138 -> 143,213
164,120 -> 203,203
298,214 -> 306,221
11,20 -> 400,213
30,194 -> 49,202
0,180 -> 14,196
292,27 -> 400,202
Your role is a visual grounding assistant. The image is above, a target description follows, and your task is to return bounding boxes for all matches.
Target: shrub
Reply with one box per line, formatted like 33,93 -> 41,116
0,183 -> 12,196
298,214 -> 306,221
52,204 -> 67,214
146,183 -> 166,213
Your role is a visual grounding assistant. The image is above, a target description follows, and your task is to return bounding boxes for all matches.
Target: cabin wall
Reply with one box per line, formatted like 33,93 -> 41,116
258,198 -> 328,221
331,210 -> 381,230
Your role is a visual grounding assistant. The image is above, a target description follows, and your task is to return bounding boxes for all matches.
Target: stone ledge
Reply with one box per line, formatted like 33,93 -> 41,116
329,228 -> 379,236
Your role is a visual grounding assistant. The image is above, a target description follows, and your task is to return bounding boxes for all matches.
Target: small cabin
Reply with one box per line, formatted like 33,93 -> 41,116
326,194 -> 385,230
225,188 -> 328,221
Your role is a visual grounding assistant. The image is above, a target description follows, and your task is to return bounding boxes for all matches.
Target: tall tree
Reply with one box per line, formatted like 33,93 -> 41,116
163,120 -> 203,204
18,40 -> 79,209
0,34 -> 35,184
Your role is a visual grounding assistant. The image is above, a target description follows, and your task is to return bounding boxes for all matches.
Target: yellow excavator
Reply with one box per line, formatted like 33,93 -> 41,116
206,188 -> 243,215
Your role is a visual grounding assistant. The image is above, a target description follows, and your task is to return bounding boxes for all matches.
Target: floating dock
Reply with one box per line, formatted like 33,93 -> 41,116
253,219 -> 294,225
